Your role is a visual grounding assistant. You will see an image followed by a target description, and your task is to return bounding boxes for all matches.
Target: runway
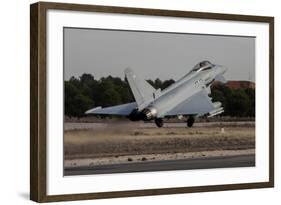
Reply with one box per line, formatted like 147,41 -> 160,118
64,121 -> 255,131
64,154 -> 255,176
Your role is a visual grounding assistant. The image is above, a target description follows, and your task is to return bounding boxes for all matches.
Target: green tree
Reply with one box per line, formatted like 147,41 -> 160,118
100,88 -> 122,107
64,81 -> 94,118
161,79 -> 175,90
245,88 -> 255,117
227,89 -> 250,117
147,79 -> 155,88
154,78 -> 162,89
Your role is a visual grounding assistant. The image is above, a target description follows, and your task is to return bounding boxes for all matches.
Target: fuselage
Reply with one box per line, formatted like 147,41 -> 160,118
134,61 -> 227,120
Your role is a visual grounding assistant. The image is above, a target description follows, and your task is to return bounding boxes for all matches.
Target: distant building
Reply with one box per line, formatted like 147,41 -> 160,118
213,80 -> 255,89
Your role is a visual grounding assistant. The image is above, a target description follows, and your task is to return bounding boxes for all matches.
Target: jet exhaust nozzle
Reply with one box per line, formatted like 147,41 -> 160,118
128,107 -> 158,121
141,107 -> 158,121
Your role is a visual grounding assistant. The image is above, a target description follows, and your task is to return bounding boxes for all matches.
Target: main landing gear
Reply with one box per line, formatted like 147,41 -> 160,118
154,117 -> 194,128
155,118 -> 164,128
187,116 -> 195,127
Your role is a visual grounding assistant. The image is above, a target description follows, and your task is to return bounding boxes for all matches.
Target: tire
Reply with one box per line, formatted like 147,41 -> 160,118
187,116 -> 195,127
155,118 -> 164,128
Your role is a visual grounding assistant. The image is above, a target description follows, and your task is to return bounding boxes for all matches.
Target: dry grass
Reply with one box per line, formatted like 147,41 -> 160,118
64,124 -> 255,160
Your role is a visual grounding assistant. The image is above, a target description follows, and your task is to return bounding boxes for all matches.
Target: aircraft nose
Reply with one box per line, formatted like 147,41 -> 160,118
216,66 -> 227,74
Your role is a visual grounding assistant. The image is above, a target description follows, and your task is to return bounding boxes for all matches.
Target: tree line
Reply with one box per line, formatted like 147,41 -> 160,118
64,73 -> 255,118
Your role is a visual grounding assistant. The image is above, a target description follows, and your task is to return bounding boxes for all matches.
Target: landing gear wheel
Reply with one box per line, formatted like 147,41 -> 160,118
155,118 -> 164,128
187,116 -> 195,127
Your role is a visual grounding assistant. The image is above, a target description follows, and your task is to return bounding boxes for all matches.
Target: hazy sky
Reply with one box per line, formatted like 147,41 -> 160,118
64,28 -> 255,82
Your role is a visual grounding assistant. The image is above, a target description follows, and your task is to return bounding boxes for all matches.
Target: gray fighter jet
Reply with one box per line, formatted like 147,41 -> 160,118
85,60 -> 227,127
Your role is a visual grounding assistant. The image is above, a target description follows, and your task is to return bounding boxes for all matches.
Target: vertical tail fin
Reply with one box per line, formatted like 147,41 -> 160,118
125,68 -> 156,110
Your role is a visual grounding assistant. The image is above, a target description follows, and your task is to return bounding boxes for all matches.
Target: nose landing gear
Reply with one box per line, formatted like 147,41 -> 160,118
187,116 -> 195,127
155,118 -> 164,128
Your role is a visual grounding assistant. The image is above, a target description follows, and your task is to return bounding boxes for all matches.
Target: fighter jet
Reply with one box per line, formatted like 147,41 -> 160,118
85,60 -> 227,127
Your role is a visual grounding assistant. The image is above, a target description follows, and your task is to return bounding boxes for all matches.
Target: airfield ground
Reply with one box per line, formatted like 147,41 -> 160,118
64,121 -> 255,175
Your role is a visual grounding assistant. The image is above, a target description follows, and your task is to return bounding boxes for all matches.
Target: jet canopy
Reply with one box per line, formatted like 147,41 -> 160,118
191,61 -> 213,72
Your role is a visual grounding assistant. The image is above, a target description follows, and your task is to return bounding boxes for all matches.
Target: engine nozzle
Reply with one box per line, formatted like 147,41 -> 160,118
141,107 -> 157,121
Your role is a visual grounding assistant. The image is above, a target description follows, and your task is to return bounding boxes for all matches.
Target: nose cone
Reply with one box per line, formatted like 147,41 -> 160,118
214,65 -> 227,84
216,65 -> 227,74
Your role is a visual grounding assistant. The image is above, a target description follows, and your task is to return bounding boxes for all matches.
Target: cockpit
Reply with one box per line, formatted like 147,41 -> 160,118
191,60 -> 213,72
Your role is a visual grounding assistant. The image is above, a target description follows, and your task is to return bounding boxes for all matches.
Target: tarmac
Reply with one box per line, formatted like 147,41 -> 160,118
64,154 -> 255,176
